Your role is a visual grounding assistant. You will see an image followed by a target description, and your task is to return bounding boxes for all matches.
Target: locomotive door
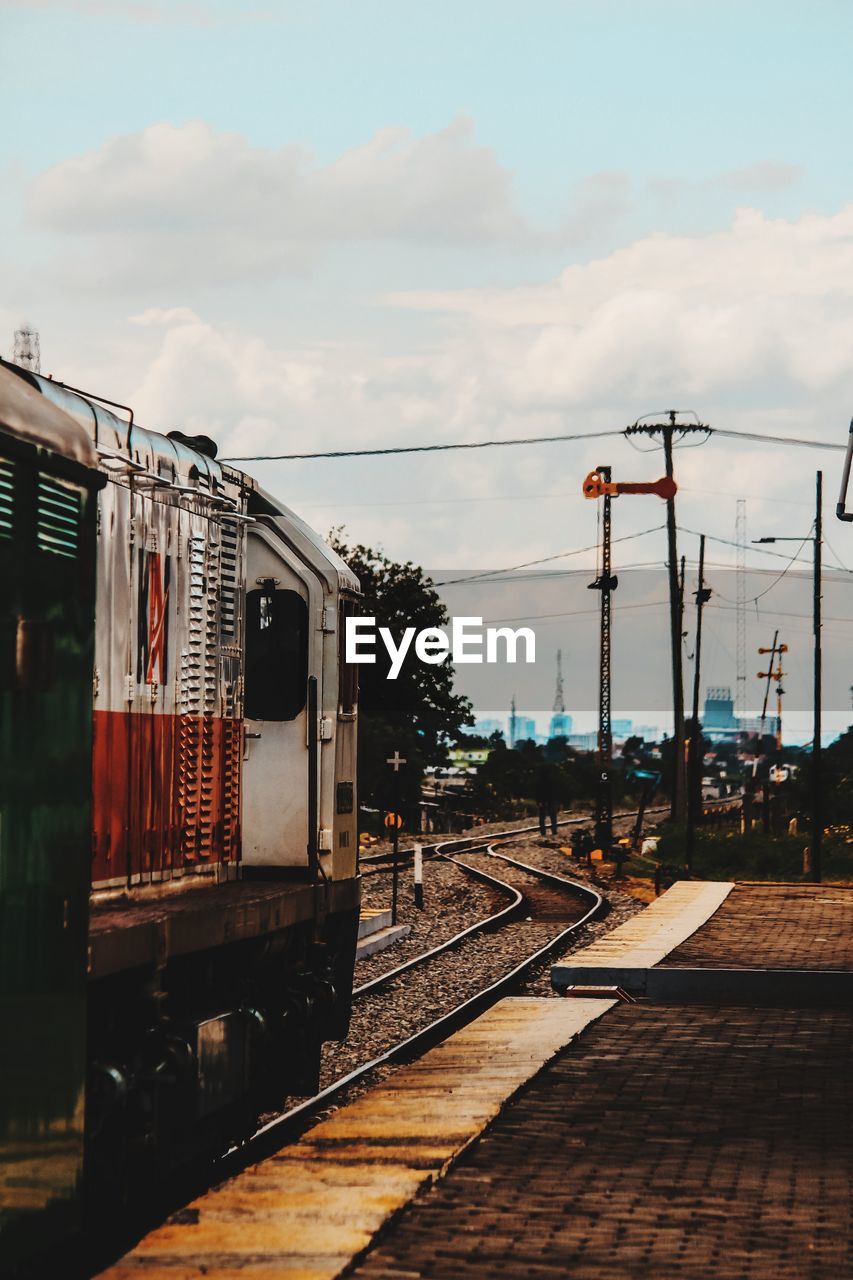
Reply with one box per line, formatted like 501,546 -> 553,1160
241,526 -> 315,867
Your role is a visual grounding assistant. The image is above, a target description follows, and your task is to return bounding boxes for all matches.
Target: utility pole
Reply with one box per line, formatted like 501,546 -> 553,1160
686,535 -> 711,870
813,471 -> 823,883
758,633 -> 787,835
753,468 -> 823,881
624,412 -> 709,822
582,465 -> 676,854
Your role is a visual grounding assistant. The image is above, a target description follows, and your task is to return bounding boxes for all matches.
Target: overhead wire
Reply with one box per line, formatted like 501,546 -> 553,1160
223,427 -> 624,462
432,524 -> 665,587
222,424 -> 845,463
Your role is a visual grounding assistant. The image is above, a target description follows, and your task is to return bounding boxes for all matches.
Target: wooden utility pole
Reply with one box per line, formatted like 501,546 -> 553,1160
753,469 -> 823,880
813,471 -> 823,883
624,412 -> 709,822
686,534 -> 711,870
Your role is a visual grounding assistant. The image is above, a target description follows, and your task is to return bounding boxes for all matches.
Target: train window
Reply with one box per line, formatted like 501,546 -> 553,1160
338,598 -> 358,715
244,586 -> 308,721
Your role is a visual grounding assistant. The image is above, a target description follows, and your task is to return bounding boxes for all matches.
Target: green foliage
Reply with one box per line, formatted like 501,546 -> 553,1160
789,726 -> 853,826
466,736 -> 641,820
654,824 -> 853,882
330,533 -> 473,827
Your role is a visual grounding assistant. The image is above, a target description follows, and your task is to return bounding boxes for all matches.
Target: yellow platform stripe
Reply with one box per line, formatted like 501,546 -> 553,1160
101,997 -> 614,1278
559,880 -> 733,969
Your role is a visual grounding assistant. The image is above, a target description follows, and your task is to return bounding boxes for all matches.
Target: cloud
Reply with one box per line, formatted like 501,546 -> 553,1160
388,204 -> 853,407
649,160 -> 803,207
27,118 -> 529,285
721,161 -> 803,193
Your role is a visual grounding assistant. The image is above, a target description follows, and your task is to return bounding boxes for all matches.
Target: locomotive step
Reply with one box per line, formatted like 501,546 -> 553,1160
356,923 -> 412,959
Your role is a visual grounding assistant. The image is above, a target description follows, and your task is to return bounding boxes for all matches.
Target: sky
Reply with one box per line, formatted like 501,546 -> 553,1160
2,0 -> 852,731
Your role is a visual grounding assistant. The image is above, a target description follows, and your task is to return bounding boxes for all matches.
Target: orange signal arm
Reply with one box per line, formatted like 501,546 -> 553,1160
582,470 -> 677,501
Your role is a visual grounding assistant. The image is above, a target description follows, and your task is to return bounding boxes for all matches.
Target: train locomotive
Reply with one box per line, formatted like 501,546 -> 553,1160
0,357 -> 361,1272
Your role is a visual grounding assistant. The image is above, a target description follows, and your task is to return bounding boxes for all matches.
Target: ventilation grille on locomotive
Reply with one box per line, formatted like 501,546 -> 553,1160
0,459 -> 13,542
219,520 -> 239,639
36,476 -> 80,558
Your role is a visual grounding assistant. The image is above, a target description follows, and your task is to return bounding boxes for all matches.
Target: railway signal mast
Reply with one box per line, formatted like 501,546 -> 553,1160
582,466 -> 677,852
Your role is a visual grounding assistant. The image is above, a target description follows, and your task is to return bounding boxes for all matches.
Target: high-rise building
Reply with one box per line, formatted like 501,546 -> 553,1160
704,687 -> 737,731
514,717 -> 537,743
549,713 -> 572,738
472,718 -> 504,738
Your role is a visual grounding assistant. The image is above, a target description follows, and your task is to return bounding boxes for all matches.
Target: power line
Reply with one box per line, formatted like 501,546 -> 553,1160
482,599 -> 670,626
222,424 -> 845,463
296,484 -> 816,511
433,525 -> 665,587
713,427 -> 844,452
223,427 -> 624,462
711,529 -> 814,607
677,524 -> 822,567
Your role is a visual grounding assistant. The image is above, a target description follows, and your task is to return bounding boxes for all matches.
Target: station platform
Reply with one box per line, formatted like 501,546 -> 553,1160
101,880 -> 853,1279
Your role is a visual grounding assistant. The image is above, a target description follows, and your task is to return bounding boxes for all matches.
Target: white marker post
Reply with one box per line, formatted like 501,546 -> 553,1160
386,751 -> 406,925
413,842 -> 424,910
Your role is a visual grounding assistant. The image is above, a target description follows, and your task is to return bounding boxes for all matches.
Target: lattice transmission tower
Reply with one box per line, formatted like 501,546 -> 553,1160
553,649 -> 565,714
735,499 -> 747,718
12,325 -> 40,374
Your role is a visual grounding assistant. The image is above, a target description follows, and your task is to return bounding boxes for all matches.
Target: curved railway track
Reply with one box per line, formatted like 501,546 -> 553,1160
252,841 -> 604,1152
91,802 -> 743,1273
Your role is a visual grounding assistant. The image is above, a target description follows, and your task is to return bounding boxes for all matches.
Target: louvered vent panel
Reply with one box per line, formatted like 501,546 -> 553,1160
178,532 -> 208,863
219,521 -> 239,638
0,460 -> 13,542
196,535 -> 221,858
36,476 -> 80,558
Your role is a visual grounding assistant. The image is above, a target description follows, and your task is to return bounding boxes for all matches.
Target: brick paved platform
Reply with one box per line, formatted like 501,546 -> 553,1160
660,883 -> 853,971
352,1004 -> 853,1280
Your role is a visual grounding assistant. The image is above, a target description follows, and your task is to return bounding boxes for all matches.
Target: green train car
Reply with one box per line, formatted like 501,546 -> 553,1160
0,366 -> 103,1272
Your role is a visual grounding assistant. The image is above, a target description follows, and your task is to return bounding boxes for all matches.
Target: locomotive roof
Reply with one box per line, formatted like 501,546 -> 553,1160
0,360 -> 99,469
250,483 -> 361,595
2,359 -> 360,595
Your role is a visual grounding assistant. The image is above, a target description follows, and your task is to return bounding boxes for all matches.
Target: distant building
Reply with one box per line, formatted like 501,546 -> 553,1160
633,724 -> 659,742
704,687 -> 737,731
513,716 -> 537,744
568,731 -> 599,752
549,711 -> 572,739
611,719 -> 633,740
472,718 -> 504,738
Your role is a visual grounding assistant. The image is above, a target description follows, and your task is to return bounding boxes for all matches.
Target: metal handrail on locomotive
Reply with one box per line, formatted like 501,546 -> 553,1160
0,357 -> 361,1271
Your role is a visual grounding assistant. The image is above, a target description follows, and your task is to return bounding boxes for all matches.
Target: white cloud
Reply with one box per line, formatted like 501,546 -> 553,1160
27,118 -> 528,285
388,204 -> 853,408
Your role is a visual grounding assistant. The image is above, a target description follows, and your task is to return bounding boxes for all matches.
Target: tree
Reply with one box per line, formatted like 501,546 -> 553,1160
330,533 -> 473,829
791,725 -> 853,827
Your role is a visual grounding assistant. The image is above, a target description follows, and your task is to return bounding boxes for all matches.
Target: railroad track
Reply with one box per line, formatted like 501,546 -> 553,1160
255,840 -> 603,1146
91,839 -> 605,1276
359,805 -> 674,871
